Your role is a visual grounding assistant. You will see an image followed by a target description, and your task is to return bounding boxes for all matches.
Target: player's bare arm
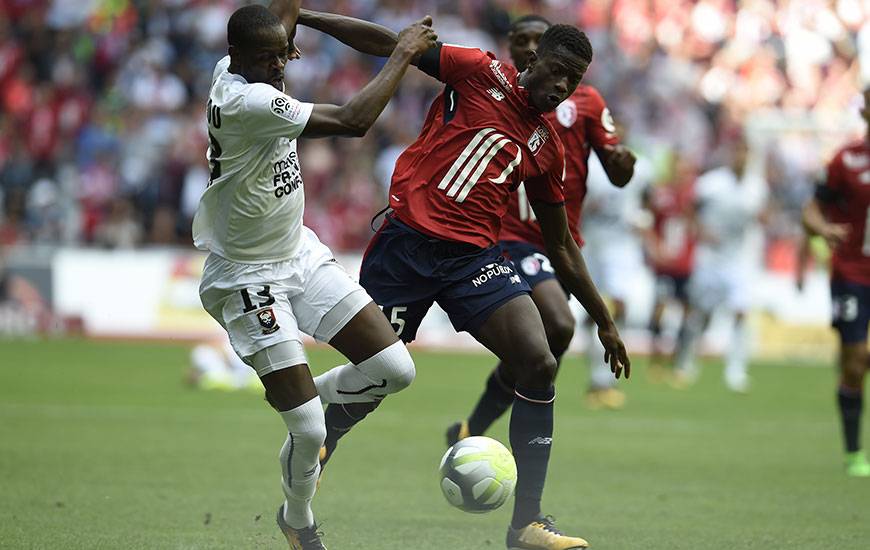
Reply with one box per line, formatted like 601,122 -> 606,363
532,201 -> 631,378
599,144 -> 636,187
298,9 -> 407,59
802,198 -> 850,250
301,17 -> 436,138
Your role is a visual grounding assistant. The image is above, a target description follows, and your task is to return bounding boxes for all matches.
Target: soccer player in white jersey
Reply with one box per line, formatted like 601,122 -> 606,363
674,134 -> 768,392
581,149 -> 651,408
192,3 -> 436,548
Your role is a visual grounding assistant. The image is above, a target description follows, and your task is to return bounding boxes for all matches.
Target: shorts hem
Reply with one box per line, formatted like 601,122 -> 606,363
313,288 -> 372,343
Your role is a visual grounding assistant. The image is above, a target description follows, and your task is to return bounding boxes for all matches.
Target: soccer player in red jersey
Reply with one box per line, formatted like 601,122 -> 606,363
445,15 -> 636,442
299,11 -> 629,549
644,156 -> 697,379
802,87 -> 870,477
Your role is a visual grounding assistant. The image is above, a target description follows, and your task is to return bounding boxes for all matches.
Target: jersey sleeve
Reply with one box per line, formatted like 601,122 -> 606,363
419,43 -> 493,85
242,84 -> 314,141
525,156 -> 566,205
584,87 -> 620,153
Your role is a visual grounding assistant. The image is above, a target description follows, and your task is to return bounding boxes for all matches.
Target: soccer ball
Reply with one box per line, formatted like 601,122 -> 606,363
439,436 -> 517,513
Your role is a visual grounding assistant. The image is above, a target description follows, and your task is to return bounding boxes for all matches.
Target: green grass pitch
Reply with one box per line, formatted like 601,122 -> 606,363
1,338 -> 868,549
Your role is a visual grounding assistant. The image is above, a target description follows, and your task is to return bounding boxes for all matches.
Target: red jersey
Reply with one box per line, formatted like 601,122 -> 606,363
822,141 -> 870,285
499,85 -> 620,249
647,180 -> 696,277
388,45 -> 566,249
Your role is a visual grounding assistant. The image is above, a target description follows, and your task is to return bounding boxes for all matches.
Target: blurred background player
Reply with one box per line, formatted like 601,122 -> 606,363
300,12 -> 630,548
643,154 -> 698,381
194,3 -> 434,548
802,87 -> 870,477
447,14 -> 636,441
187,335 -> 260,392
673,133 -> 768,393
581,126 -> 650,408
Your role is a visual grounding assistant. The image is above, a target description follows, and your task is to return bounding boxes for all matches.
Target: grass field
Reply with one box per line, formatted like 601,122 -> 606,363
1,338 -> 868,549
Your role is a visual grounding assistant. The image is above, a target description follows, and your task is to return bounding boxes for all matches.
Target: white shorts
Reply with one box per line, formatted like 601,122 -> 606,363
199,227 -> 371,375
687,263 -> 750,314
584,240 -> 644,302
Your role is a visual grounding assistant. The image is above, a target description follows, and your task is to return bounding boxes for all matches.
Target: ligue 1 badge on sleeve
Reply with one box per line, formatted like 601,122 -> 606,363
257,308 -> 280,335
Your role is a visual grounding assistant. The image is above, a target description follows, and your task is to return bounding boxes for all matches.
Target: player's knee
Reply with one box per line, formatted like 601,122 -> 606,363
366,340 -> 416,394
545,315 -> 575,357
841,346 -> 868,388
517,351 -> 558,388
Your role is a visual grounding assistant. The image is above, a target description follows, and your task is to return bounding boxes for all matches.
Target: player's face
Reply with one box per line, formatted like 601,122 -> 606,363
524,47 -> 586,112
234,23 -> 292,91
508,21 -> 549,72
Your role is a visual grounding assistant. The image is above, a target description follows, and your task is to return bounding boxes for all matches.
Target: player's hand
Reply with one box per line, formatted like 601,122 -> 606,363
603,144 -> 636,186
396,16 -> 437,57
820,223 -> 850,249
598,323 -> 631,380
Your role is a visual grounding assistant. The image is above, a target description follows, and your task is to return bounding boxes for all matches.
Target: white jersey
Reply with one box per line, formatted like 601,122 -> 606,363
694,166 -> 767,269
192,56 -> 314,264
581,151 -> 652,261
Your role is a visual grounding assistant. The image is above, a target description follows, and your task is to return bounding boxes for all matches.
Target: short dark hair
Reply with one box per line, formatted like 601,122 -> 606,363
511,14 -> 551,33
227,4 -> 281,49
537,24 -> 593,65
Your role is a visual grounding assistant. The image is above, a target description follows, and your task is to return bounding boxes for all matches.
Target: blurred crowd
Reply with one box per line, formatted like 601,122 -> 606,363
0,0 -> 867,253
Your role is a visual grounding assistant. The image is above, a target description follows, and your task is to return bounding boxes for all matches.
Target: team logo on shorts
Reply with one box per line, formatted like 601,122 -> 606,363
257,308 -> 280,335
521,256 -> 541,276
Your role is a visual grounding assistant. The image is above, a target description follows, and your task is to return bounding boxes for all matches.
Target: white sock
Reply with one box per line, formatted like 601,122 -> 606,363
314,341 -> 415,404
725,316 -> 749,382
675,311 -> 703,377
278,396 -> 327,529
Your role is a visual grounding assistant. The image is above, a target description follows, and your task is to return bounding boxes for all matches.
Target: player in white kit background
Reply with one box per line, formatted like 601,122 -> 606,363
192,2 -> 436,548
674,134 -> 768,393
581,146 -> 652,408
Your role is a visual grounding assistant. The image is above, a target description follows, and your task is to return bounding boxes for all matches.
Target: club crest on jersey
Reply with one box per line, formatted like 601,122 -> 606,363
521,256 -> 541,276
556,101 -> 577,128
601,107 -> 617,135
487,88 -> 505,101
527,125 -> 551,155
489,60 -> 513,92
256,308 -> 280,335
271,96 -> 301,121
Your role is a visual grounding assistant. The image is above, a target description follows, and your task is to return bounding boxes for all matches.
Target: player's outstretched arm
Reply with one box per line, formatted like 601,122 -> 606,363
298,9 -> 403,58
533,202 -> 631,379
599,144 -> 636,188
301,17 -> 436,138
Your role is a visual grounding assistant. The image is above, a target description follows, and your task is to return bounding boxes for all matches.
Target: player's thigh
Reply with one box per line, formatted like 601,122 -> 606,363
251,344 -> 318,411
329,301 -> 400,365
473,294 -> 555,388
530,278 -> 575,350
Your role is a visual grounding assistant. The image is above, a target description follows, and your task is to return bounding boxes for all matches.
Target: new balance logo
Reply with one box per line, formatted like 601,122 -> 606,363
487,88 -> 505,101
437,128 -> 522,203
509,275 -> 521,284
528,437 -> 553,446
489,60 -> 513,92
